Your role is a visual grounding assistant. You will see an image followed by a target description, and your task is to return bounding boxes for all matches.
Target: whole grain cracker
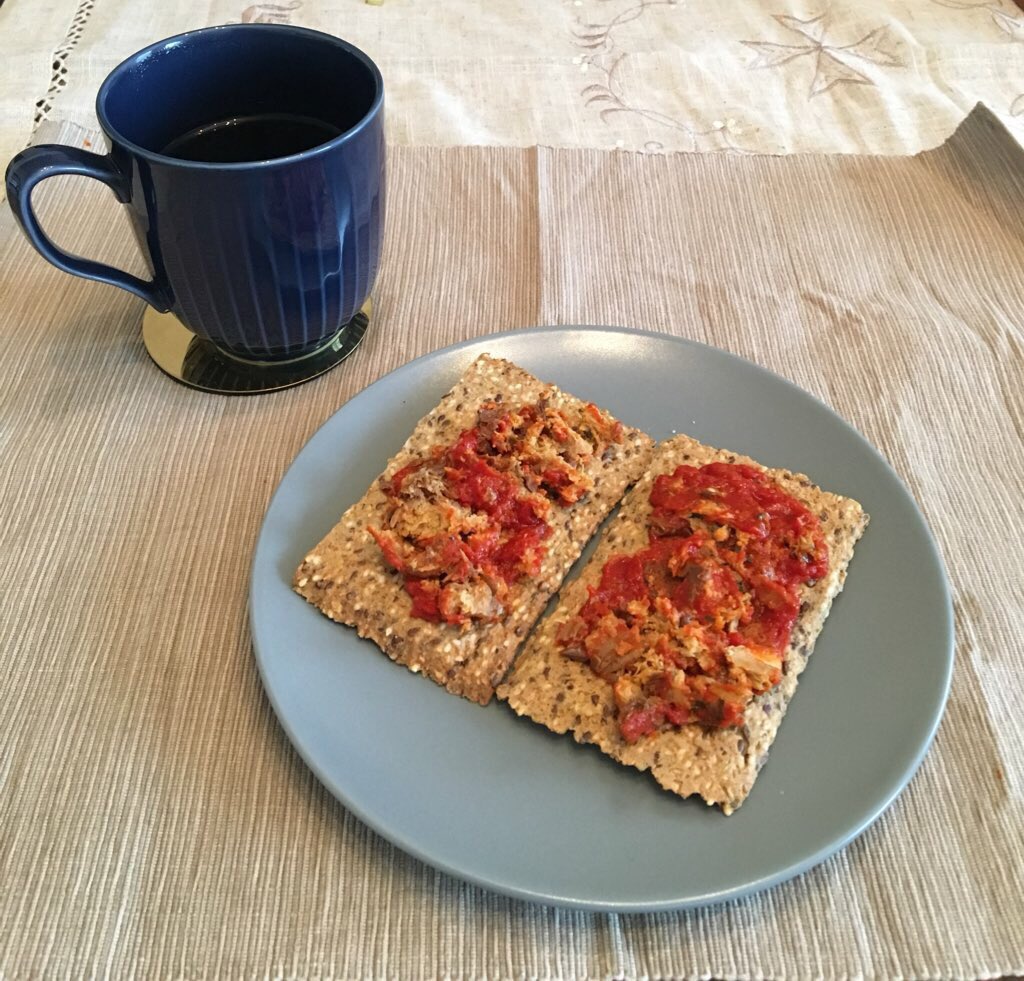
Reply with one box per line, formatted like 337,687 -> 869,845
497,434 -> 869,813
294,354 -> 654,704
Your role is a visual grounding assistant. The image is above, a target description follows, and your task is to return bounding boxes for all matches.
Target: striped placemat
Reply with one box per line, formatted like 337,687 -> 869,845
1,108 -> 1021,978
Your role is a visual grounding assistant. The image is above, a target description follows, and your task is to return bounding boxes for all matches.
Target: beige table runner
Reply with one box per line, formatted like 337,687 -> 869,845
2,108 -> 1022,978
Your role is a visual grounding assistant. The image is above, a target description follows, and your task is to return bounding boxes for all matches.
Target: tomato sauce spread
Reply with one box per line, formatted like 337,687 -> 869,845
558,462 -> 828,741
370,397 -> 623,627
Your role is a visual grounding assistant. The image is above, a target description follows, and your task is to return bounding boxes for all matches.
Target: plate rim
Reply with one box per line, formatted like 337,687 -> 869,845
250,324 -> 954,911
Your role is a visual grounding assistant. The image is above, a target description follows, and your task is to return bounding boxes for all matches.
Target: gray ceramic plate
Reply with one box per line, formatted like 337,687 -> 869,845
250,326 -> 953,911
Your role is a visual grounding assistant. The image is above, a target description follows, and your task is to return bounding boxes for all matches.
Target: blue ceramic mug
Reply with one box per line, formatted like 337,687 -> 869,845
5,25 -> 384,361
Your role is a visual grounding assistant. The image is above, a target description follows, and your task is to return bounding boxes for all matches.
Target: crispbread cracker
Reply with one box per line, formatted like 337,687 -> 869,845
497,434 -> 868,813
294,355 -> 654,704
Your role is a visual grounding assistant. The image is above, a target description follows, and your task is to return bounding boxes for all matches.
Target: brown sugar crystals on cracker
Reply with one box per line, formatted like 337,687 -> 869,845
497,434 -> 868,813
294,354 -> 654,705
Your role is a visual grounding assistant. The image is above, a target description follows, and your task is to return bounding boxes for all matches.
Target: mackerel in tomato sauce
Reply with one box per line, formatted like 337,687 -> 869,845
559,462 -> 829,741
370,398 -> 623,626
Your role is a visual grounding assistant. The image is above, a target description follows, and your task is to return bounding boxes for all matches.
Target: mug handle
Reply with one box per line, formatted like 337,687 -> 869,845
5,144 -> 169,311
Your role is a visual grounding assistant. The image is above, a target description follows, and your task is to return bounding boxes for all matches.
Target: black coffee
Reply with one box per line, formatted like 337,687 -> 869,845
161,113 -> 343,163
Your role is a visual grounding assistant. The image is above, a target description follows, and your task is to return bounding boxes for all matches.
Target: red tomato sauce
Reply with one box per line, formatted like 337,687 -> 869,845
370,398 -> 623,626
562,462 -> 828,739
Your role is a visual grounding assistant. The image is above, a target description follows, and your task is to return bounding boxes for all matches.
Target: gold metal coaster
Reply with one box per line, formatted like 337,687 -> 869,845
142,300 -> 371,394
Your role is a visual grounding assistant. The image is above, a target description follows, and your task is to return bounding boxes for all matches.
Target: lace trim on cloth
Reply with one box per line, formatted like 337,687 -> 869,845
32,0 -> 96,129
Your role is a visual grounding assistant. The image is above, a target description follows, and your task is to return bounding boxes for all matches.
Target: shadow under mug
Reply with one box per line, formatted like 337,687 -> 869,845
5,24 -> 385,363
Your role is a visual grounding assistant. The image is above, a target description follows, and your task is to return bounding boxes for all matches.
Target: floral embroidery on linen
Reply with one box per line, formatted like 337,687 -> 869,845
930,0 -> 1024,114
572,0 -> 749,152
931,0 -> 1024,42
742,12 -> 903,99
241,0 -> 301,24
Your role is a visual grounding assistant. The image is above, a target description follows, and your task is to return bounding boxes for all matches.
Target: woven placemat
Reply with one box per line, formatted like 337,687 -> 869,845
1,108 -> 1021,978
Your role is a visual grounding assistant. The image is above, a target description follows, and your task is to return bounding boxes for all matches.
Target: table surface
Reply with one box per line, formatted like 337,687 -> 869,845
2,2 -> 1024,978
